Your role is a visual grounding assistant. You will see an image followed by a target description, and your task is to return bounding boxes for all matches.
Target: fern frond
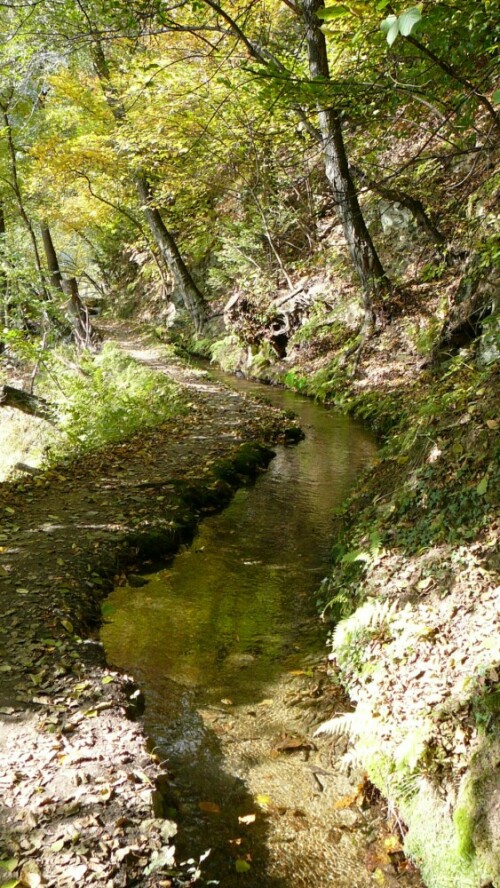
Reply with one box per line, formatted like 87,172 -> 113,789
314,712 -> 357,738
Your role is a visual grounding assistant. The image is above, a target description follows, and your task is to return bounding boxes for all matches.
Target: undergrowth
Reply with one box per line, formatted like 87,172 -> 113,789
41,343 -> 185,461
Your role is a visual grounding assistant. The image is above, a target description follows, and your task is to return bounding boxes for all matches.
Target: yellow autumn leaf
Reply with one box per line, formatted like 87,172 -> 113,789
384,835 -> 403,852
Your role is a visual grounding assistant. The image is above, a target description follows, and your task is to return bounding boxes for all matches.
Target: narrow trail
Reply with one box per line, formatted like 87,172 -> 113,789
0,325 -> 296,887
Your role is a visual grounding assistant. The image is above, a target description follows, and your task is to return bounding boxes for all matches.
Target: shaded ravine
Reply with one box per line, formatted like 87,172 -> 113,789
101,377 -> 416,887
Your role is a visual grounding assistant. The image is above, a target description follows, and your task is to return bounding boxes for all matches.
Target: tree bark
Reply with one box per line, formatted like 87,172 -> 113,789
0,384 -> 55,422
0,202 -> 7,331
0,103 -> 48,299
40,224 -> 64,292
41,224 -> 99,349
301,0 -> 387,321
135,177 -> 207,332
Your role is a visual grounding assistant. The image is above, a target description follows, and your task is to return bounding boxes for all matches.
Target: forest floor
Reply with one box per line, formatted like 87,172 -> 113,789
0,325 -> 303,888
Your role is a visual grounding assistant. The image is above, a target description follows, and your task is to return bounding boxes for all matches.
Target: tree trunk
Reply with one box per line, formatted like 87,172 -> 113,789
40,224 -> 64,292
0,103 -> 47,299
301,0 -> 388,321
202,0 -> 387,321
135,177 -> 207,332
63,276 -> 99,351
91,44 -> 207,332
41,224 -> 99,349
0,202 -> 7,336
0,384 -> 55,422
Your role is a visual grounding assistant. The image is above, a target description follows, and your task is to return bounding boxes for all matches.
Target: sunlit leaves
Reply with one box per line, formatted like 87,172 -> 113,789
316,5 -> 350,20
380,5 -> 422,45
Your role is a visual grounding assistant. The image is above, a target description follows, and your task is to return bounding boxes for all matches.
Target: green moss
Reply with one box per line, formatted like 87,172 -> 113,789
402,783 -> 486,888
454,801 -> 475,860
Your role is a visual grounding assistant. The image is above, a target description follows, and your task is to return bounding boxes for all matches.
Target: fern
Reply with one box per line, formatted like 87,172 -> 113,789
314,712 -> 358,739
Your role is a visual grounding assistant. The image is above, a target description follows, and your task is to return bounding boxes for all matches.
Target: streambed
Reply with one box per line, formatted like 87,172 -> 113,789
101,376 -> 416,887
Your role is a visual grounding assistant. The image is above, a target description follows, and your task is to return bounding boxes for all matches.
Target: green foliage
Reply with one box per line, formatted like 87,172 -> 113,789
43,343 -> 184,458
283,359 -> 352,406
210,336 -> 244,374
380,6 -> 422,46
470,677 -> 500,734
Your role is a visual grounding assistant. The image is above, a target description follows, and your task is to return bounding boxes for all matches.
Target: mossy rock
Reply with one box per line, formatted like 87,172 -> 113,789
459,735 -> 500,885
214,442 -> 275,485
125,522 -> 196,560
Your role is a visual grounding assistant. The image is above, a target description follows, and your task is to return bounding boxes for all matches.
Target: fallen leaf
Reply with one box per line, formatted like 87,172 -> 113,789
333,792 -> 359,810
144,847 -> 176,875
476,476 -> 488,495
65,864 -> 87,881
0,859 -> 19,873
235,859 -> 251,873
198,801 -> 221,814
19,860 -> 42,887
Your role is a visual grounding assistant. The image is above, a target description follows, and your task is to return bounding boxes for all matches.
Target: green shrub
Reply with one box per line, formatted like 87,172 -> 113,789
43,343 -> 184,459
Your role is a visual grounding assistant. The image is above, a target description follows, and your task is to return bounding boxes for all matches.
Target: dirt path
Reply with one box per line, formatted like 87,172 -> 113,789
0,326 -> 298,887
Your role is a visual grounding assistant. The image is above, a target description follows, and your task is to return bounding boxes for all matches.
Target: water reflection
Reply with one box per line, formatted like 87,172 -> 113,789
101,378 -> 376,885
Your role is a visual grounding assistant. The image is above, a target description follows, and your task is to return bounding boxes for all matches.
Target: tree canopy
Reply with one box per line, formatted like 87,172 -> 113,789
0,0 -> 497,345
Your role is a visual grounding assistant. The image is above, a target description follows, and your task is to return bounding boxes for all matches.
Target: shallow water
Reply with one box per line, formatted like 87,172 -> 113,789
101,375 -> 386,886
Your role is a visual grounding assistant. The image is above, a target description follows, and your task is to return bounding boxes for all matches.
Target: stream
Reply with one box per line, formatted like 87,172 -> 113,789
101,374 -> 402,887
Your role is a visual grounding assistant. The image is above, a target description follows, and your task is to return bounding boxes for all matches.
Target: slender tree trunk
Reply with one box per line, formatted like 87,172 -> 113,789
0,202 -> 6,302
0,104 -> 48,299
41,223 -> 98,349
203,0 -> 387,321
91,44 -> 207,332
0,202 -> 6,346
301,0 -> 387,321
135,177 -> 207,331
40,224 -> 64,292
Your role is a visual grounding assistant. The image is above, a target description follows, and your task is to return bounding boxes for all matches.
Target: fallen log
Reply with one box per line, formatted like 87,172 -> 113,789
0,385 -> 56,423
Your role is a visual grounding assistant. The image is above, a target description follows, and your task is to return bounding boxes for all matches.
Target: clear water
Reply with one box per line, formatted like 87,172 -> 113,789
101,376 -> 379,886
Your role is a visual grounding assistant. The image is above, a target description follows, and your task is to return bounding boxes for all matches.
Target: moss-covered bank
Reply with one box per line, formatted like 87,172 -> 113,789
296,359 -> 498,886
